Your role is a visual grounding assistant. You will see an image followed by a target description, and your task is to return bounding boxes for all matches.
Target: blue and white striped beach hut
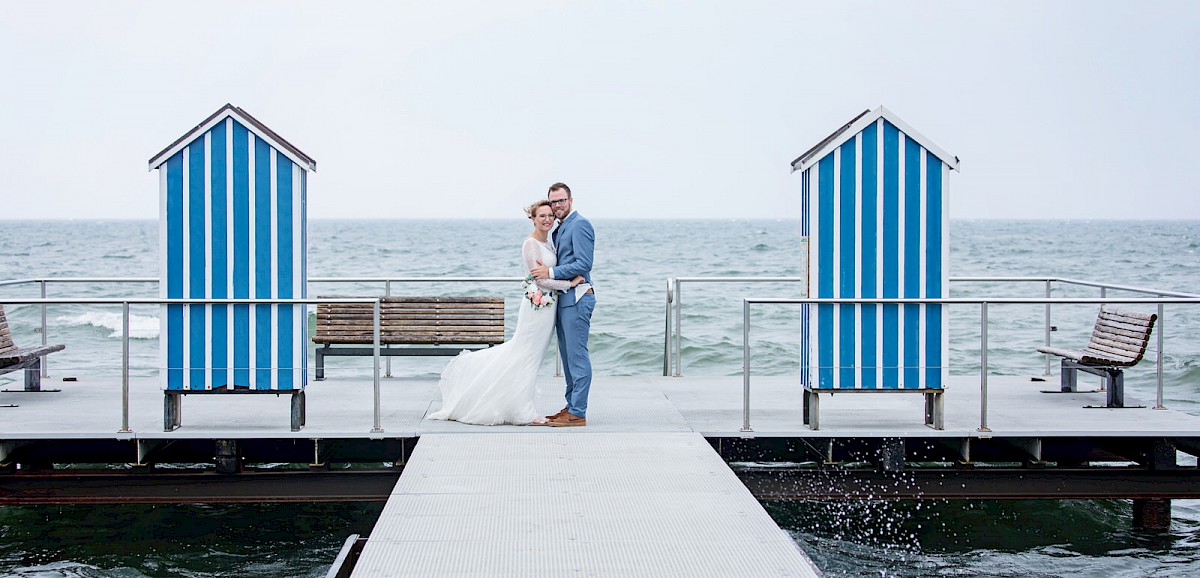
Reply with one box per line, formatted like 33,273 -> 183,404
792,106 -> 958,393
149,104 -> 315,393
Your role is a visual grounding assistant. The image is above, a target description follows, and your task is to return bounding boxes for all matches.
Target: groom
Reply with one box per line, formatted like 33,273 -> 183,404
531,182 -> 595,427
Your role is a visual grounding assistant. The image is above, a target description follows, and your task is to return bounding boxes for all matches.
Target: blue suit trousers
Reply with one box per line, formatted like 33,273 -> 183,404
556,293 -> 595,417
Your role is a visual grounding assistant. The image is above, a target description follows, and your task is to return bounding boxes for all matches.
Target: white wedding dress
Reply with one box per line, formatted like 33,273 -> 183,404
427,237 -> 571,425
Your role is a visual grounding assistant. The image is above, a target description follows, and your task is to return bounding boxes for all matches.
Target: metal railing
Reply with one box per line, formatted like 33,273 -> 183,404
664,277 -> 807,376
0,296 -> 383,433
665,275 -> 1200,378
0,276 -> 565,378
950,276 -> 1198,377
739,295 -> 1200,433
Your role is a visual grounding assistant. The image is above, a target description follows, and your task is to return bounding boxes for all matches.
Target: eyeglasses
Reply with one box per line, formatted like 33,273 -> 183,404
549,198 -> 571,206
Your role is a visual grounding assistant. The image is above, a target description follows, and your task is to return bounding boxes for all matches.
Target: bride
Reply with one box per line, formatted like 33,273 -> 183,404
427,200 -> 585,425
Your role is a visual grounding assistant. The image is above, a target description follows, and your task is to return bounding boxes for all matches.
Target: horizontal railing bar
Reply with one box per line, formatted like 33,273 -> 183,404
672,277 -> 806,283
0,277 -> 158,285
0,277 -> 523,285
309,277 -> 523,283
1051,277 -> 1200,298
950,276 -> 1200,299
745,297 -> 1200,305
0,298 -> 382,305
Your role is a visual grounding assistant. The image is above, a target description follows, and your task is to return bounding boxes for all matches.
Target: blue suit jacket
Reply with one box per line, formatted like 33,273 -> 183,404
551,211 -> 594,308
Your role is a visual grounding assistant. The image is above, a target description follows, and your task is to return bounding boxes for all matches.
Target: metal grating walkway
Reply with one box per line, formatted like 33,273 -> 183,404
350,432 -> 821,577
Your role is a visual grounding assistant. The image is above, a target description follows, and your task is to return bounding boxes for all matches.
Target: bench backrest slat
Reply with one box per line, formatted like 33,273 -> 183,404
0,305 -> 16,355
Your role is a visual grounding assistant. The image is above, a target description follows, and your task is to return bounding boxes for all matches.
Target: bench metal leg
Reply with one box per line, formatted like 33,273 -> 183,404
24,359 -> 43,392
1061,359 -> 1078,393
1106,368 -> 1124,408
164,394 -> 181,431
315,349 -> 325,381
291,391 -> 306,432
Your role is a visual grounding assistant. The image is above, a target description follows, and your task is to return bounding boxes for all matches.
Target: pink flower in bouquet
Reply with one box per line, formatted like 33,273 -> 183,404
533,290 -> 544,305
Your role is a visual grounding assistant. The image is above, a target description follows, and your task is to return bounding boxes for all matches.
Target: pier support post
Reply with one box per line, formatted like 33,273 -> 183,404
215,439 -> 241,475
878,438 -> 905,472
1132,499 -> 1171,532
1149,438 -> 1178,470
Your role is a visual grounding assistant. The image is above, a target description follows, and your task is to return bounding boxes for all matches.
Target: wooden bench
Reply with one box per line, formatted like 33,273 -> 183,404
1037,305 -> 1157,408
0,304 -> 66,392
312,296 -> 505,380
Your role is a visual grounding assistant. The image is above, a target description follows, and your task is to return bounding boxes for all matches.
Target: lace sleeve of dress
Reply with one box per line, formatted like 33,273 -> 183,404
522,238 -> 572,292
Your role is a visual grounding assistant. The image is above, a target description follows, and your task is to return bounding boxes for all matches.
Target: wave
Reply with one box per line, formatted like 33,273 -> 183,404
56,311 -> 159,339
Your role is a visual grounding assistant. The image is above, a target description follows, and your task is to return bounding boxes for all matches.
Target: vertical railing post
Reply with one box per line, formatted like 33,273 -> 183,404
673,280 -> 682,377
1156,299 -> 1165,410
741,298 -> 752,432
119,302 -> 131,433
40,280 -> 48,377
372,299 -> 383,433
1043,280 -> 1052,376
663,280 -> 672,376
979,301 -> 990,432
384,280 -> 392,378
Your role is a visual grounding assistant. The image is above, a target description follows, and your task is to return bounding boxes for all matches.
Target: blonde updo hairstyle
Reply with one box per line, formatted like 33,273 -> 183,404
525,199 -> 552,220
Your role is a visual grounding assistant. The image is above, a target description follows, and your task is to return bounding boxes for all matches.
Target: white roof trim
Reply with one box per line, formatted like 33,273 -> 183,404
792,106 -> 959,173
148,106 -> 316,172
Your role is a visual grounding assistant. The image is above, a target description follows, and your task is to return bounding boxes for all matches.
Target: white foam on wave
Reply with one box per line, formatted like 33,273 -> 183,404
56,311 -> 159,339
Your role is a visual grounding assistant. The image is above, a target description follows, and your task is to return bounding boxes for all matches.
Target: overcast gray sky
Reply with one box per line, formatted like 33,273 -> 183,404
2,1 -> 1198,220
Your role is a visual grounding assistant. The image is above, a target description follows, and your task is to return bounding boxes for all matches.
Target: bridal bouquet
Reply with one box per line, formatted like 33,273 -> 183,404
523,274 -> 556,309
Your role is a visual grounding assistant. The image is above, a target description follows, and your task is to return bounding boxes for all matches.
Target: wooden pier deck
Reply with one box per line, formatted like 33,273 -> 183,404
349,432 -> 820,577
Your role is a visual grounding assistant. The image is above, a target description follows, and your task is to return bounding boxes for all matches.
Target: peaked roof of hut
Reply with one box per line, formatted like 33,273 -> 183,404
790,106 -> 958,173
148,103 -> 316,172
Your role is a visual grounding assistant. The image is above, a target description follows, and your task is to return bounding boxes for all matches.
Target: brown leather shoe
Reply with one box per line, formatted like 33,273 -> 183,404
547,412 -> 586,427
545,407 -> 569,421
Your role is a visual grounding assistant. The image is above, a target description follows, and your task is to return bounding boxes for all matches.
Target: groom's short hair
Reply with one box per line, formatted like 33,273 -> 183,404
548,182 -> 571,198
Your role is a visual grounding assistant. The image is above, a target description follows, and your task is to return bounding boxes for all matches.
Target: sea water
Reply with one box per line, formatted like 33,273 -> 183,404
0,219 -> 1197,577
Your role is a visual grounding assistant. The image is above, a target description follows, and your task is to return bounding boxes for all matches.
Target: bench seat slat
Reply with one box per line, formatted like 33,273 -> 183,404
0,344 -> 67,365
1037,346 -> 1087,361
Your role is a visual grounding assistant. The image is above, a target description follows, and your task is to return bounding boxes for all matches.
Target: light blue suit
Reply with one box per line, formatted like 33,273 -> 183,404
551,211 -> 595,418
